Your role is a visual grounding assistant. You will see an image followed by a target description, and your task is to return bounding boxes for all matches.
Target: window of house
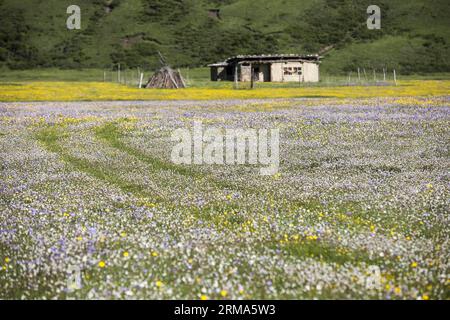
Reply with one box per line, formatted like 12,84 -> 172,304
283,67 -> 292,75
284,67 -> 302,76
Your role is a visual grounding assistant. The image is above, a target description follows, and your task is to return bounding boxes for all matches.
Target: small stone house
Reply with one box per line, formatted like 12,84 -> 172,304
208,54 -> 321,83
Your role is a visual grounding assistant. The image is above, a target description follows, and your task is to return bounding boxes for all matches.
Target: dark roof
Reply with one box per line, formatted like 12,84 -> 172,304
208,54 -> 320,67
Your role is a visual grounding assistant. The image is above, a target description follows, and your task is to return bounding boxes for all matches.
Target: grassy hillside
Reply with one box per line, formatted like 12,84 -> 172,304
0,0 -> 449,74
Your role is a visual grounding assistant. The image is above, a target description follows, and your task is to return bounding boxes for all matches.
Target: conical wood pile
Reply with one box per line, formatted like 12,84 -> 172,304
145,66 -> 186,89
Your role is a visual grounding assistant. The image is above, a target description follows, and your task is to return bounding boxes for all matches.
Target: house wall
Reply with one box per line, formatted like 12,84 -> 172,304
270,61 -> 320,82
240,65 -> 252,82
270,63 -> 283,82
282,61 -> 303,82
303,62 -> 319,82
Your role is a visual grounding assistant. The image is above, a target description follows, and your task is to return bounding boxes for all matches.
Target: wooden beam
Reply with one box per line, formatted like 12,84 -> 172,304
250,64 -> 254,89
178,68 -> 187,88
138,73 -> 144,88
234,64 -> 238,89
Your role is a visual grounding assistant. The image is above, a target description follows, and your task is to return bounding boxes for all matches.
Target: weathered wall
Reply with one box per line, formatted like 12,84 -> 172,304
240,65 -> 252,82
270,63 -> 283,82
270,61 -> 319,82
303,62 -> 319,82
282,61 -> 303,82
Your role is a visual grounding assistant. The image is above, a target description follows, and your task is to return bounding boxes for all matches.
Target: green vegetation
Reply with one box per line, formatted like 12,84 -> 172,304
1,67 -> 449,86
0,0 -> 449,75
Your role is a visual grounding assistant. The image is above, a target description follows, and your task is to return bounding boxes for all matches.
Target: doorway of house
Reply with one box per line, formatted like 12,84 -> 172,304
252,67 -> 260,81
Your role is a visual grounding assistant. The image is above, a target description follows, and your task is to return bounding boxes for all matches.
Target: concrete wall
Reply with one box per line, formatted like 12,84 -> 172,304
281,61 -> 303,82
271,61 -> 320,82
303,62 -> 319,82
240,65 -> 252,82
270,62 -> 283,82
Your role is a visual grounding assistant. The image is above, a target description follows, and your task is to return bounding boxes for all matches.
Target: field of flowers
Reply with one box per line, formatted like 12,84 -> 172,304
0,80 -> 449,101
0,96 -> 449,299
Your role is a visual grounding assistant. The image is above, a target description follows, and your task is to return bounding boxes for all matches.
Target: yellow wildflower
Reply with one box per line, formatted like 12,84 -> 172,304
200,295 -> 208,300
156,281 -> 163,288
98,261 -> 106,268
123,251 -> 129,257
220,290 -> 228,298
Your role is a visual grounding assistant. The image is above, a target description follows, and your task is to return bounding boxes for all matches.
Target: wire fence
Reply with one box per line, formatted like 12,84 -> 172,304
104,64 -> 400,89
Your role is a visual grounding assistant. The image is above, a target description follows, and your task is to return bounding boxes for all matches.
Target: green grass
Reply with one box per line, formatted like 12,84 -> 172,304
0,68 -> 108,82
2,67 -> 449,87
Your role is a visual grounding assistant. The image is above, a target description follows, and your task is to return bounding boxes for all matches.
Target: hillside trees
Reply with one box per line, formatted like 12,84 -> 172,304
0,4 -> 39,69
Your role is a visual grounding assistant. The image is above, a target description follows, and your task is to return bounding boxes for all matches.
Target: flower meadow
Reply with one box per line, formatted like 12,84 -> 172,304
0,96 -> 449,299
0,80 -> 449,102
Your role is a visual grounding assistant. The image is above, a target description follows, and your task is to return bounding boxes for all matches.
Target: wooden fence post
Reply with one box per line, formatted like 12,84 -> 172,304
250,64 -> 254,89
186,67 -> 190,85
234,64 -> 238,89
139,73 -> 144,88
